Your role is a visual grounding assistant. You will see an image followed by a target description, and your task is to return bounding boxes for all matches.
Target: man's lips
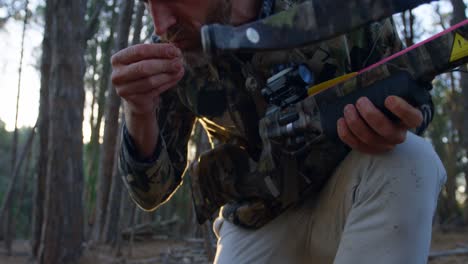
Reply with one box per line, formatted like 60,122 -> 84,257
171,38 -> 186,44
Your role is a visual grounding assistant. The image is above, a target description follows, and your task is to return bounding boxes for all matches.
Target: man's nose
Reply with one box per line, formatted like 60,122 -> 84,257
150,3 -> 176,36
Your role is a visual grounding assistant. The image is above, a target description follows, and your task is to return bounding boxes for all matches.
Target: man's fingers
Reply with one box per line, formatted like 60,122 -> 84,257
112,57 -> 183,85
337,118 -> 393,154
384,96 -> 423,129
337,96 -> 417,155
111,43 -> 181,66
356,97 -> 406,145
343,104 -> 389,146
149,78 -> 182,97
337,118 -> 360,148
125,77 -> 182,113
116,67 -> 184,97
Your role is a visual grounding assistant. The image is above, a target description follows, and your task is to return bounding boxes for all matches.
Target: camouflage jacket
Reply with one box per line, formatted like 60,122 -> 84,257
119,0 -> 433,229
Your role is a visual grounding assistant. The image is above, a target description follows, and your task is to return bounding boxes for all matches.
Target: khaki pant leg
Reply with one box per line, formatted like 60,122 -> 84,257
213,133 -> 446,264
330,133 -> 446,264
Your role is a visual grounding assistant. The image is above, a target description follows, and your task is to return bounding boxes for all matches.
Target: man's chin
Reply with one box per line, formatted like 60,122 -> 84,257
174,39 -> 201,52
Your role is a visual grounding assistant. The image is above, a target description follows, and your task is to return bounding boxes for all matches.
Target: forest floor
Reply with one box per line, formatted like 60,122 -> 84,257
430,228 -> 468,264
0,228 -> 467,264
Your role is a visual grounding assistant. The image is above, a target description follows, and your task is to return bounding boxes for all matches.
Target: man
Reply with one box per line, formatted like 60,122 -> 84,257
112,0 -> 446,263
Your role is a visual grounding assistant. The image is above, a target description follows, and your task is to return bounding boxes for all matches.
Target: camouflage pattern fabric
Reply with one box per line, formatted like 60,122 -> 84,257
202,0 -> 436,52
119,90 -> 195,211
119,0 -> 434,229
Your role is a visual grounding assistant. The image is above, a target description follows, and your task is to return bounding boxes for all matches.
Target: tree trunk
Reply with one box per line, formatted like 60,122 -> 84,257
87,0 -> 118,235
131,1 -> 146,46
440,75 -> 461,222
112,164 -> 137,253
85,0 -> 106,42
32,0 -> 53,257
449,0 -> 468,225
102,137 -> 124,245
445,139 -> 459,220
38,0 -> 87,262
11,0 -> 29,176
115,2 -> 143,237
84,42 -> 99,240
103,1 -> 144,246
82,2 -> 110,235
400,9 -> 415,47
92,0 -> 135,243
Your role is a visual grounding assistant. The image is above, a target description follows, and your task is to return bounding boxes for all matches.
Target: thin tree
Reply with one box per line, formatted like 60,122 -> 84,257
100,0 -> 135,243
445,77 -> 462,220
31,0 -> 53,257
1,0 -> 29,255
92,0 -> 135,244
10,0 -> 29,171
84,41 -> 99,237
111,1 -> 146,252
87,0 -> 118,235
82,0 -> 116,230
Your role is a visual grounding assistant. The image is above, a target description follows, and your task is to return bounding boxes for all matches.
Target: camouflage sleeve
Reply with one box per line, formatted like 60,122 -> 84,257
119,89 -> 196,211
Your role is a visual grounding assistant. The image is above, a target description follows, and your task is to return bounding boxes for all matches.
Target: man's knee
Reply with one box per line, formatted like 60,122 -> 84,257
385,132 -> 443,170
334,133 -> 446,264
355,132 -> 446,201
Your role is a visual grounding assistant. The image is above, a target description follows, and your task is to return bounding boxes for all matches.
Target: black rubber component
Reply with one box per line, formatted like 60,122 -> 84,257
319,71 -> 431,141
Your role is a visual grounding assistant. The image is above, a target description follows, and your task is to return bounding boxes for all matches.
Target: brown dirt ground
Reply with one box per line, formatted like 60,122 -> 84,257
0,239 -> 205,264
1,229 -> 467,264
429,228 -> 468,264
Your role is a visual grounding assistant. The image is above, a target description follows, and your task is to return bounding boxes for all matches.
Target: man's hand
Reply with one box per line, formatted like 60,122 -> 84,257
337,96 -> 423,154
111,43 -> 185,158
111,43 -> 185,116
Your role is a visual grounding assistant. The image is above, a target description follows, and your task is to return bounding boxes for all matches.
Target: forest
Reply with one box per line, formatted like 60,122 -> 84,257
0,0 -> 467,263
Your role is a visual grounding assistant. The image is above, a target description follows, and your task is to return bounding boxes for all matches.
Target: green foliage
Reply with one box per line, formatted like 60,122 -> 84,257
0,121 -> 28,200
427,74 -> 467,223
0,119 -> 12,204
0,120 -> 37,238
429,76 -> 465,166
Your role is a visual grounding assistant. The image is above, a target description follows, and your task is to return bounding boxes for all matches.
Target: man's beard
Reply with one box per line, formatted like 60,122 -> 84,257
206,0 -> 232,25
161,0 -> 232,48
174,0 -> 232,68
